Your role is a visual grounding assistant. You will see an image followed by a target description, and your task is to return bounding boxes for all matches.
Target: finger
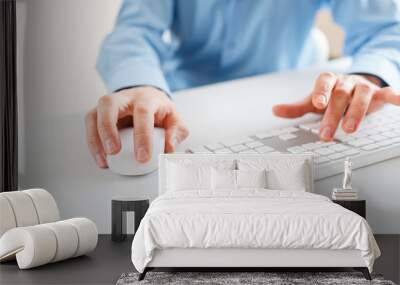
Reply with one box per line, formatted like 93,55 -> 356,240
84,109 -> 108,168
97,95 -> 121,155
272,95 -> 321,118
342,83 -> 374,133
164,112 -> 189,153
311,72 -> 338,109
133,102 -> 156,163
319,84 -> 352,141
375,87 -> 400,105
366,99 -> 385,114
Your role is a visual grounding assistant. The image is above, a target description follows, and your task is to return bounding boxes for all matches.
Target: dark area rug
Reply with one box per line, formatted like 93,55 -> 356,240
116,271 -> 396,285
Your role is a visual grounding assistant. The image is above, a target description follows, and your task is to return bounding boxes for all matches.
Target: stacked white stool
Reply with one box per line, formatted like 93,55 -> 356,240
0,189 -> 97,269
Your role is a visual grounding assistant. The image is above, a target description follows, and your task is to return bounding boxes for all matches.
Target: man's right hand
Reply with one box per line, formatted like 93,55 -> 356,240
85,86 -> 189,168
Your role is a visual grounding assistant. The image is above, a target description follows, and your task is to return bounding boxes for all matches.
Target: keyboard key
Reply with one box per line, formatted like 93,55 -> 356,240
390,137 -> 400,143
215,148 -> 232,153
246,141 -> 264,148
334,133 -> 347,142
254,132 -> 275,139
362,123 -> 380,130
302,143 -> 321,150
341,135 -> 357,143
328,144 -> 350,152
299,121 -> 320,131
381,131 -> 398,138
287,146 -> 307,153
239,149 -> 258,154
328,152 -> 347,160
320,141 -> 337,147
353,131 -> 370,139
220,137 -> 253,147
280,127 -> 299,133
369,134 -> 387,142
364,129 -> 380,136
314,148 -> 335,156
279,133 -> 297,141
271,129 -> 287,136
230,144 -> 248,152
205,142 -> 224,150
255,146 -> 275,153
347,138 -> 374,147
342,149 -> 360,156
376,140 -> 393,147
188,146 -> 212,153
362,144 -> 380,151
387,123 -> 399,129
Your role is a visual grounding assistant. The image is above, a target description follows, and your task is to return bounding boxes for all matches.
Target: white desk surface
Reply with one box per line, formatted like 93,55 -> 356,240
20,59 -> 400,234
175,67 -> 322,149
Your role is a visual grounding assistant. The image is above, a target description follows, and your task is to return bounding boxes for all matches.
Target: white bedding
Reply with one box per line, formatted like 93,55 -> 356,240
131,190 -> 380,273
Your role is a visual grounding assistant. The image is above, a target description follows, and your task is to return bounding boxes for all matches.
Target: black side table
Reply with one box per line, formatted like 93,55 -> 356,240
111,197 -> 149,242
333,199 -> 366,219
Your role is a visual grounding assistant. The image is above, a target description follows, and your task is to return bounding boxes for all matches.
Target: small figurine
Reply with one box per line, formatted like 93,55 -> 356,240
332,157 -> 357,200
342,157 -> 353,190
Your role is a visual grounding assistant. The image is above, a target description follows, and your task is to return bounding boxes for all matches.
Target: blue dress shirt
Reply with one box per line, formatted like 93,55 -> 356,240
97,0 -> 400,94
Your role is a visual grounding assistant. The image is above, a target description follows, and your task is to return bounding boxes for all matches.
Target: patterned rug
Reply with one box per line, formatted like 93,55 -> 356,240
116,271 -> 396,285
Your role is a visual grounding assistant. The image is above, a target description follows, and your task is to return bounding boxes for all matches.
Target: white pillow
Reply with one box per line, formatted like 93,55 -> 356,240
211,168 -> 268,190
167,162 -> 212,191
211,168 -> 237,190
267,167 -> 306,191
237,158 -> 309,191
236,169 -> 268,189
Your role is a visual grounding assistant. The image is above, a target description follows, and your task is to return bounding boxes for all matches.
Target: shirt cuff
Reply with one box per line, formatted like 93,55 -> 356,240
104,59 -> 170,95
347,53 -> 400,91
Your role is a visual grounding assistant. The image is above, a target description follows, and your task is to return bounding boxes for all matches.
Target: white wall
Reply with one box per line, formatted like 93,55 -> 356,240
16,0 -> 140,234
17,0 -> 400,234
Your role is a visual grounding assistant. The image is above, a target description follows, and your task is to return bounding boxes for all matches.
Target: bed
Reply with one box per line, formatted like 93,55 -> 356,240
131,154 -> 380,281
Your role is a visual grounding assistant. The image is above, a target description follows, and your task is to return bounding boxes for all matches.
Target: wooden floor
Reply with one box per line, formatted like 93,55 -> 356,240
0,235 -> 398,285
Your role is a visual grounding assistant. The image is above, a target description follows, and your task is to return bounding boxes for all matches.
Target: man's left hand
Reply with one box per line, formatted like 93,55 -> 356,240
273,72 -> 400,141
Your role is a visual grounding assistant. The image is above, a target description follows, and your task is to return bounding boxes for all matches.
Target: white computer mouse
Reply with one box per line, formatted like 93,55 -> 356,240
106,127 -> 165,176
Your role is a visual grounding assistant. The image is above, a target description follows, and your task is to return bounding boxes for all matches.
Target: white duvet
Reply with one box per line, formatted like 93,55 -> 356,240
131,190 -> 380,273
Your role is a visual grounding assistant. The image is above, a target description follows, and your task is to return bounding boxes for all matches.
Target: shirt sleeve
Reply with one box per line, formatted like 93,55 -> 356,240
96,0 -> 174,94
330,0 -> 400,90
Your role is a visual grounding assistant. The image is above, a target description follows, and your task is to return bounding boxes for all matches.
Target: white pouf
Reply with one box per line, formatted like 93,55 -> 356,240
1,191 -> 39,227
0,189 -> 98,269
0,196 -> 17,237
24,188 -> 60,223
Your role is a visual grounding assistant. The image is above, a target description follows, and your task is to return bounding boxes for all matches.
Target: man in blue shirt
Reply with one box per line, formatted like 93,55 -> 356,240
85,0 -> 400,168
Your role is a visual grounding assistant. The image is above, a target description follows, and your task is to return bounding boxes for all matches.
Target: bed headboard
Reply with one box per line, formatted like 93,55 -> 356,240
158,153 -> 314,195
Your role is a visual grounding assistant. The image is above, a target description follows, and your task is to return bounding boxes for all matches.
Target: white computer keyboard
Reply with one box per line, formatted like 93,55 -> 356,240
185,108 -> 400,179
